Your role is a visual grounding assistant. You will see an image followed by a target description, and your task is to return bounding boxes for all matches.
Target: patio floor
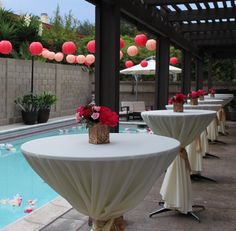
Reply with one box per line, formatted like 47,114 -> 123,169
3,121 -> 236,231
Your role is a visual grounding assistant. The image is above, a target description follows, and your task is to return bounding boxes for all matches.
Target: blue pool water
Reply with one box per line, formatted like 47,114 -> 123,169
0,124 -> 145,229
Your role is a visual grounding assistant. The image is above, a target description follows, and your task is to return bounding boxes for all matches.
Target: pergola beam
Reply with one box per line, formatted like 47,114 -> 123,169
185,31 -> 236,40
181,22 -> 236,32
168,8 -> 235,21
144,0 -> 214,5
120,0 -> 200,58
194,39 -> 236,46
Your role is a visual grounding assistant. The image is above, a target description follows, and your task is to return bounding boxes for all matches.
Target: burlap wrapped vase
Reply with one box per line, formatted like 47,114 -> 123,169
89,124 -> 110,144
173,103 -> 184,112
190,98 -> 198,105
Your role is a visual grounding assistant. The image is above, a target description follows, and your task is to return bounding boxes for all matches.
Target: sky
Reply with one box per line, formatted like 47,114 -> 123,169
1,0 -> 95,23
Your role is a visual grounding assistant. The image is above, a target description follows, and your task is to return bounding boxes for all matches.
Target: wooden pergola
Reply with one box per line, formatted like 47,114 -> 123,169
86,0 -> 236,127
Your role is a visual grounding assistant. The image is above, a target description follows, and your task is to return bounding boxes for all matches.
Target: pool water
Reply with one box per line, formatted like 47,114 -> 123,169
0,124 -> 147,229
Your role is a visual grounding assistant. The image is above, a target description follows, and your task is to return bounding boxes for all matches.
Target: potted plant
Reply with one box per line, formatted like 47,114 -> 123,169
37,91 -> 57,123
15,94 -> 39,125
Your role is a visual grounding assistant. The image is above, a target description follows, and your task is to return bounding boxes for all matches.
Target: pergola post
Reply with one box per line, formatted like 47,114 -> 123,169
95,1 -> 120,117
154,36 -> 170,109
181,50 -> 191,94
196,58 -> 204,90
208,58 -> 213,89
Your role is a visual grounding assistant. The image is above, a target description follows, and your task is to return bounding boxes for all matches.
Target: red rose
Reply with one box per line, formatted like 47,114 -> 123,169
168,98 -> 173,105
100,106 -> 118,127
188,91 -> 199,99
175,93 -> 186,103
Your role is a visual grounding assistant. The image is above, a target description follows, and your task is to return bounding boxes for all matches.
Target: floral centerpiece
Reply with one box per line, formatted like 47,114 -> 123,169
76,103 -> 118,144
197,89 -> 207,101
168,93 -> 186,112
208,88 -> 216,98
188,91 -> 199,105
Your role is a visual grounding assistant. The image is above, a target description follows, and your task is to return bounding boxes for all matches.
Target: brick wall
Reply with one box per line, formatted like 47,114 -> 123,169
0,58 -> 92,125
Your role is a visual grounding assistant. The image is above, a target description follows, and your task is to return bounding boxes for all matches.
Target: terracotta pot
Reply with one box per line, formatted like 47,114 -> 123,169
173,103 -> 184,112
89,124 -> 110,144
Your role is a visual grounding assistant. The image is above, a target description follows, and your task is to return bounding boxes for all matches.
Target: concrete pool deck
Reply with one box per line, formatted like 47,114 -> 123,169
1,119 -> 236,231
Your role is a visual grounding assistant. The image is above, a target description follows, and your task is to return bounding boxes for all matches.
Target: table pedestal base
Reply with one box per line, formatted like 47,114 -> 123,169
208,139 -> 226,145
203,152 -> 220,159
191,174 -> 216,183
91,216 -> 125,231
149,204 -> 205,222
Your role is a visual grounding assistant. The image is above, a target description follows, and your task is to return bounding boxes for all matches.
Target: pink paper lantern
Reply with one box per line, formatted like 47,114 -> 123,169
134,34 -> 147,46
62,41 -> 76,54
127,45 -> 138,57
125,60 -> 133,68
120,38 -> 125,49
66,54 -> 76,64
54,52 -> 64,62
87,40 -> 95,53
146,39 -> 156,51
140,60 -> 148,67
76,55 -> 86,64
0,40 -> 13,54
170,57 -> 178,65
120,50 -> 123,60
47,52 -> 55,60
42,49 -> 49,58
85,54 -> 95,64
29,42 -> 43,56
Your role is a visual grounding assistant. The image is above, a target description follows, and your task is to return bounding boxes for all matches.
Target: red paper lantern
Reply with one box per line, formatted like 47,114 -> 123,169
0,40 -> 13,54
120,51 -> 123,60
170,57 -> 178,65
66,55 -> 76,63
76,55 -> 86,64
62,41 -> 76,54
54,52 -> 64,62
85,54 -> 95,64
134,34 -> 147,46
146,39 -> 156,51
29,42 -> 43,56
120,38 -> 125,49
127,45 -> 138,57
87,40 -> 95,53
140,60 -> 148,67
125,60 -> 133,68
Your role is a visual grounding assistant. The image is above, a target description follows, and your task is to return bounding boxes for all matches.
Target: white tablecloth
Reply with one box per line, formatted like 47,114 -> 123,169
166,104 -> 221,170
21,133 -> 180,230
190,99 -> 224,105
141,110 -> 215,213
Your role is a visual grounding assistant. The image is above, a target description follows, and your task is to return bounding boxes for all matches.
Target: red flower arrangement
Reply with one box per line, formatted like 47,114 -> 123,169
168,93 -> 187,105
208,88 -> 216,94
188,91 -> 200,99
76,103 -> 119,128
197,89 -> 207,96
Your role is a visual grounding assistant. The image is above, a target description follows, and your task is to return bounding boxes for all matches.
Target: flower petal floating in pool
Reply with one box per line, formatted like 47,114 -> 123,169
24,207 -> 34,213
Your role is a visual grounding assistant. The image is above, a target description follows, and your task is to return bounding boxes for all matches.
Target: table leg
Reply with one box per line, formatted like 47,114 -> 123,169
191,174 -> 216,183
208,139 -> 226,145
203,152 -> 220,159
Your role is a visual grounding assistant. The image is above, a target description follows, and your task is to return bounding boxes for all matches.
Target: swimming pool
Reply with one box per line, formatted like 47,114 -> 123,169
0,124 -> 148,229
